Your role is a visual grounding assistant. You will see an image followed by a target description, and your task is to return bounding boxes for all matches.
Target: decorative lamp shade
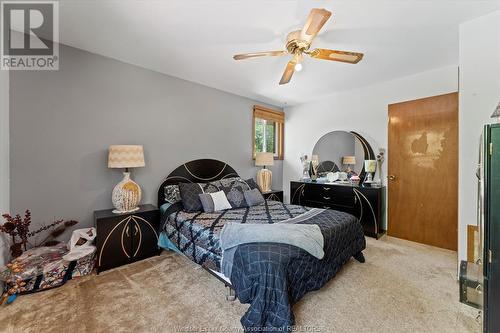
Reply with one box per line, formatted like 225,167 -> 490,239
255,152 -> 274,167
364,160 -> 377,173
491,102 -> 500,119
108,145 -> 145,168
343,156 -> 356,165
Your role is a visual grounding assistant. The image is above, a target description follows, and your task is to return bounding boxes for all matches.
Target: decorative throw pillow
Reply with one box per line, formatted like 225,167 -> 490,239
199,191 -> 232,212
218,177 -> 250,209
244,178 -> 261,192
198,193 -> 215,213
200,182 -> 220,194
208,177 -> 257,190
179,182 -> 220,212
244,188 -> 265,207
211,191 -> 233,211
164,185 -> 181,204
179,183 -> 204,212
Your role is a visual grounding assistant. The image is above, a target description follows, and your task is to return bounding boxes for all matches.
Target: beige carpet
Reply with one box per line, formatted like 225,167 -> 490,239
0,236 -> 480,333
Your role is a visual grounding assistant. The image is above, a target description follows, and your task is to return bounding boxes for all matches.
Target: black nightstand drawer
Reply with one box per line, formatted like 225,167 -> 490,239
95,204 -> 160,273
262,190 -> 283,203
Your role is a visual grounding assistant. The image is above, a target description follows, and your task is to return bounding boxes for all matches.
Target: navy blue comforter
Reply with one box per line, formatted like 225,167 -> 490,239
161,201 -> 365,331
229,209 -> 365,331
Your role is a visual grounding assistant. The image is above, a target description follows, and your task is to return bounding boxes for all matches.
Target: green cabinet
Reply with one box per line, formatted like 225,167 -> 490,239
484,124 -> 500,333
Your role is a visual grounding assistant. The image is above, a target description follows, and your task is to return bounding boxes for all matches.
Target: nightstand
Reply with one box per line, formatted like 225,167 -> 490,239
262,190 -> 283,203
95,204 -> 160,273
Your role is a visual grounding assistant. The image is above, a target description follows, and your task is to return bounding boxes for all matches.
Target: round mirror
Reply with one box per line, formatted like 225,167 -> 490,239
312,131 -> 368,177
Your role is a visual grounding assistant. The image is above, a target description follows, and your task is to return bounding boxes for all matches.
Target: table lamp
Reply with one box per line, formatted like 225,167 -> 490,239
108,145 -> 145,213
364,159 -> 377,183
255,152 -> 274,192
343,156 -> 356,173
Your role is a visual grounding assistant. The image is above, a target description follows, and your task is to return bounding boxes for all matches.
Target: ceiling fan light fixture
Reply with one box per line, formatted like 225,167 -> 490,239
233,8 -> 363,85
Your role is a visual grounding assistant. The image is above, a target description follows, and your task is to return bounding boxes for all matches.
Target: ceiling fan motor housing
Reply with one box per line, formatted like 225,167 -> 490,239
286,30 -> 311,54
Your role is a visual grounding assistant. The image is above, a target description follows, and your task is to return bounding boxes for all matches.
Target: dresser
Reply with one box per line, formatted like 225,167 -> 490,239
262,190 -> 284,202
290,181 -> 385,238
95,204 -> 160,273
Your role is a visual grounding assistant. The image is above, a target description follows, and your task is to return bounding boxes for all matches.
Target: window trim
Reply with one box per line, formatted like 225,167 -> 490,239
252,105 -> 284,160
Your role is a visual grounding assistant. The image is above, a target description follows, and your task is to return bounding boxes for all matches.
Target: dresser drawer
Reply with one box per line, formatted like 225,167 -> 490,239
303,183 -> 355,207
304,200 -> 356,214
290,181 -> 386,239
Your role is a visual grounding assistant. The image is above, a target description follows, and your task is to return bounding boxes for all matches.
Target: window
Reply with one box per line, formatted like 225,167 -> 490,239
253,105 -> 284,160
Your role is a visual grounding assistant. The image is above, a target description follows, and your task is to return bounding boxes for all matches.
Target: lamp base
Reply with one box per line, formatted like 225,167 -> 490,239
112,171 -> 142,214
257,168 -> 272,192
363,172 -> 374,185
112,207 -> 140,214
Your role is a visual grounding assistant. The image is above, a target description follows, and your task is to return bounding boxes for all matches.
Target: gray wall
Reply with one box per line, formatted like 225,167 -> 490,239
0,69 -> 9,265
10,44 -> 283,237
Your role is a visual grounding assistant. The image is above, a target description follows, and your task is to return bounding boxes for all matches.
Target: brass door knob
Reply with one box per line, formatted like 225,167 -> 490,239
388,175 -> 396,181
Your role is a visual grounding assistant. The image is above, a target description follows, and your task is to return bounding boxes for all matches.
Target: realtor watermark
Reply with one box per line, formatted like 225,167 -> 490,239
172,325 -> 325,332
1,0 -> 59,70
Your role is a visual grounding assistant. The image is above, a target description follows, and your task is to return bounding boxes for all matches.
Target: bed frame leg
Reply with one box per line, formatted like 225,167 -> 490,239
225,286 -> 236,302
353,251 -> 365,263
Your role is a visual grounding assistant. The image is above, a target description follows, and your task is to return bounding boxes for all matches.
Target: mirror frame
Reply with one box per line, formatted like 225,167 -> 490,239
312,131 -> 375,185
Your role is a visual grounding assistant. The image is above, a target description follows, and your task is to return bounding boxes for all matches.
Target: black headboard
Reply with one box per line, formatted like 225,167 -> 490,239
157,159 -> 239,207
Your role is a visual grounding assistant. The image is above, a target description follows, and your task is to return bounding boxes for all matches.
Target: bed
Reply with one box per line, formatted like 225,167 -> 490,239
157,159 -> 366,331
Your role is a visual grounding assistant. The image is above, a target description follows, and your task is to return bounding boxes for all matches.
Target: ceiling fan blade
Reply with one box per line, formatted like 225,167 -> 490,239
300,8 -> 332,42
310,49 -> 364,64
279,61 -> 296,85
233,50 -> 287,60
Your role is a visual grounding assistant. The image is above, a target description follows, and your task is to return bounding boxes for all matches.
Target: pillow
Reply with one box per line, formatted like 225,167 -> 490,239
211,191 -> 233,211
200,182 -> 220,194
164,185 -> 181,204
199,191 -> 232,212
198,193 -> 215,213
179,183 -> 204,212
209,177 -> 258,191
218,177 -> 250,209
179,182 -> 221,212
243,178 -> 261,192
244,188 -> 265,207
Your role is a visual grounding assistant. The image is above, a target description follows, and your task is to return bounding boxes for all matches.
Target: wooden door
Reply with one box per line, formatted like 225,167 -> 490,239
388,92 -> 458,250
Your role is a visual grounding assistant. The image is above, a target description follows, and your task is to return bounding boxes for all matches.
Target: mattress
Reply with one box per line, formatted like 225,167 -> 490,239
160,200 -> 310,271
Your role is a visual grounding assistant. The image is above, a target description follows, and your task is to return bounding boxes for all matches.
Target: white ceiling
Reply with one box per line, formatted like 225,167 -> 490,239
54,0 -> 499,106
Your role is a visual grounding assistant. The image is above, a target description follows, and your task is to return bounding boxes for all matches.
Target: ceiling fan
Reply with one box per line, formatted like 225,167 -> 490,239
233,8 -> 364,85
